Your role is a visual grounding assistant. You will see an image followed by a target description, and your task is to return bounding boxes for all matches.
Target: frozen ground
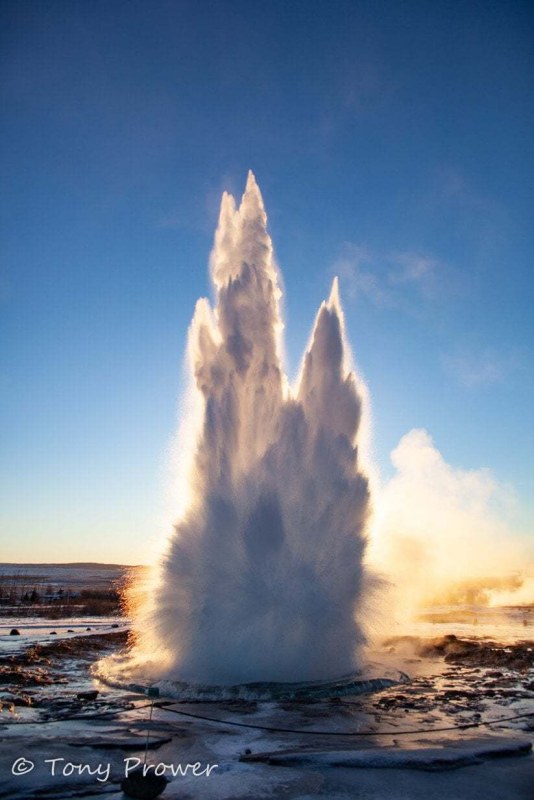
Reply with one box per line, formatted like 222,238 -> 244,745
0,608 -> 533,799
0,617 -> 129,656
0,563 -> 141,591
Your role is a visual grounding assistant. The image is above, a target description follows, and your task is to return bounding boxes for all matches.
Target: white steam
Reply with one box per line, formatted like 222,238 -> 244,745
369,428 -> 533,612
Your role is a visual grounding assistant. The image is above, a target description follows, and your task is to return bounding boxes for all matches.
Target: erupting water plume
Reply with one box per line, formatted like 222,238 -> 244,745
128,172 -> 371,685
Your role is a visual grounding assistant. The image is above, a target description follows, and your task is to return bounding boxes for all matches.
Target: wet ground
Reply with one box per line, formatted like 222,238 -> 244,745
0,621 -> 533,799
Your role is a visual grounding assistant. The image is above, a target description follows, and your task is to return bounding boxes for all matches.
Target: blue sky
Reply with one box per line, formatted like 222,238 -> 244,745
1,0 -> 533,564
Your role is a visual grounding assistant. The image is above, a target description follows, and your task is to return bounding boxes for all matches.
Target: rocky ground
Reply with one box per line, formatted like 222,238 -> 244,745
0,629 -> 532,799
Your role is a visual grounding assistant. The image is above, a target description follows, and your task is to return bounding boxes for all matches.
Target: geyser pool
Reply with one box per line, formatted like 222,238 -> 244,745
114,172 -> 372,687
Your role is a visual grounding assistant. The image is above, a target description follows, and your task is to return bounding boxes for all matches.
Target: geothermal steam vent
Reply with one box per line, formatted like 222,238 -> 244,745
134,172 -> 371,685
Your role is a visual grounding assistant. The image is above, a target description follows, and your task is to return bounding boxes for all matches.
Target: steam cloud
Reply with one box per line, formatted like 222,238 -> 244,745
132,172 -> 371,684
369,428 -> 533,612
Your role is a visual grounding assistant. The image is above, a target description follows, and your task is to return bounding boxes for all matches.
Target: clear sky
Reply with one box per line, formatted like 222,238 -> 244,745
1,0 -> 533,564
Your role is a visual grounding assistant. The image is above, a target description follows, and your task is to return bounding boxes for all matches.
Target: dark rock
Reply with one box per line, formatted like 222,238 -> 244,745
76,690 -> 99,701
12,694 -> 34,707
0,665 -> 53,686
9,629 -> 20,636
121,767 -> 168,799
1,693 -> 34,708
50,632 -> 57,635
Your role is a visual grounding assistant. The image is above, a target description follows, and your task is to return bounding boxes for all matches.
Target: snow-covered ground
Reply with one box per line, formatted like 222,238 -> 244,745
0,617 -> 129,655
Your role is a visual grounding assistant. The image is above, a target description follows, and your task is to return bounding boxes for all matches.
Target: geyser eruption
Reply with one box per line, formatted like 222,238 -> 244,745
131,172 -> 370,685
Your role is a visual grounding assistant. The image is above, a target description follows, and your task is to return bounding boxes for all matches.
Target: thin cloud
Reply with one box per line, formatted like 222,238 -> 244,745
443,349 -> 521,388
316,58 -> 394,142
156,212 -> 186,229
333,243 -> 445,307
343,62 -> 388,115
388,252 -> 436,284
432,166 -> 509,250
334,244 -> 392,306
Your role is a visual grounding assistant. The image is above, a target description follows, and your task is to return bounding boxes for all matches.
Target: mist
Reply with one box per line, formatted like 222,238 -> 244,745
368,428 -> 533,615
